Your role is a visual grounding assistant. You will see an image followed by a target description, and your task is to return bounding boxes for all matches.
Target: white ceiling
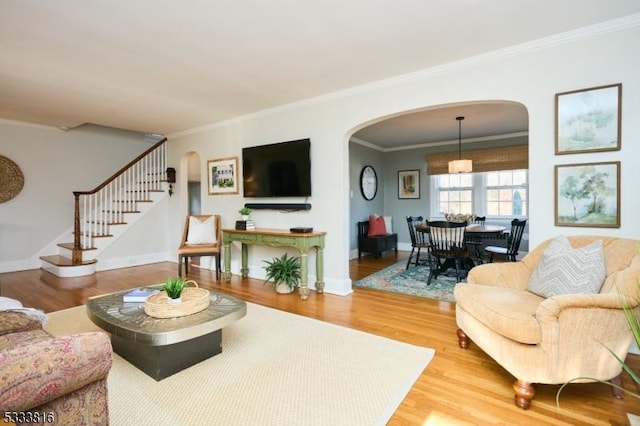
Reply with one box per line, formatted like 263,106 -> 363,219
1,1 -> 639,145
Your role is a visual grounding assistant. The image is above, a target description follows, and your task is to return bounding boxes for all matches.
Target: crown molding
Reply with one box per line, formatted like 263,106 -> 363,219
170,14 -> 640,139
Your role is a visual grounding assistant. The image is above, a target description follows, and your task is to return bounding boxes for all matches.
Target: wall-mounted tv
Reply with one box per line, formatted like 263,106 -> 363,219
242,138 -> 311,197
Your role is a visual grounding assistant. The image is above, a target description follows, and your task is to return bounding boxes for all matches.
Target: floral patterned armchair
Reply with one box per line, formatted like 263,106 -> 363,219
0,310 -> 112,424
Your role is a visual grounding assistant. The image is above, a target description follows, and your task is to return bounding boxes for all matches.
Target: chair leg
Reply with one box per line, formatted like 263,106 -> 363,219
406,248 -> 415,270
178,255 -> 183,277
610,374 -> 624,399
215,254 -> 221,281
513,380 -> 535,409
456,329 -> 470,349
427,256 -> 440,285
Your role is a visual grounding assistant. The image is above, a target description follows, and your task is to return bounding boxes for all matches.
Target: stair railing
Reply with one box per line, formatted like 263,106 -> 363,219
72,138 -> 168,261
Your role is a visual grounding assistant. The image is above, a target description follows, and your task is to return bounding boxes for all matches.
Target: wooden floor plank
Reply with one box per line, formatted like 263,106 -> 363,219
1,252 -> 639,425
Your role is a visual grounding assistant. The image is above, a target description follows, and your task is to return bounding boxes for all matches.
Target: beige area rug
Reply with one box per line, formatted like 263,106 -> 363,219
45,302 -> 434,426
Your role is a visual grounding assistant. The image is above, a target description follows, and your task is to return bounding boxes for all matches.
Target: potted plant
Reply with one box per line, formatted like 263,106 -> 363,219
163,277 -> 186,303
238,207 -> 252,220
263,253 -> 301,294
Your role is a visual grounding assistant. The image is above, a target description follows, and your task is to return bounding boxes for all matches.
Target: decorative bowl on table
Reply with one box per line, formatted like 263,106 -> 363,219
444,213 -> 476,224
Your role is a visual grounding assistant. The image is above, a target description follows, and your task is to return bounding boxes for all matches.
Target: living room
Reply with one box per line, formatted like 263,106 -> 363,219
2,2 -> 640,424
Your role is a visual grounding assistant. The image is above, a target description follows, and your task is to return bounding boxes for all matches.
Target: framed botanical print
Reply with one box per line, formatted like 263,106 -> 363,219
555,161 -> 620,228
555,83 -> 622,154
398,170 -> 420,199
207,157 -> 239,195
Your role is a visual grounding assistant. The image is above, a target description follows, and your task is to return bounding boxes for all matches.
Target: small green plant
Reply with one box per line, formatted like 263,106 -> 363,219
263,253 -> 301,291
163,277 -> 186,299
238,207 -> 252,216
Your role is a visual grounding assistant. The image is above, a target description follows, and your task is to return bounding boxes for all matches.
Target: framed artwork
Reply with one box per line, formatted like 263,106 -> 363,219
207,157 -> 239,195
555,161 -> 620,228
555,83 -> 622,155
398,170 -> 420,199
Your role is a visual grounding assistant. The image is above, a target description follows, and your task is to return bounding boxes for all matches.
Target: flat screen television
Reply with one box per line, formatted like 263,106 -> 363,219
242,138 -> 311,197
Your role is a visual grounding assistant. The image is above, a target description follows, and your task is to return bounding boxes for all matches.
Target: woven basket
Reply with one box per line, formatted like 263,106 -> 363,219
0,155 -> 25,203
144,280 -> 210,318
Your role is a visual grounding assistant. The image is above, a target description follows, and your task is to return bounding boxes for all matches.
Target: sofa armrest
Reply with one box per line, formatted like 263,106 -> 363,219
536,293 -> 637,351
466,261 -> 532,290
0,332 -> 112,411
537,293 -> 637,323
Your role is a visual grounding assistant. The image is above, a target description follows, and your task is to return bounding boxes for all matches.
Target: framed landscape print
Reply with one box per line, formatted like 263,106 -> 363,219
398,170 -> 420,199
555,83 -> 621,155
555,161 -> 620,228
207,157 -> 239,195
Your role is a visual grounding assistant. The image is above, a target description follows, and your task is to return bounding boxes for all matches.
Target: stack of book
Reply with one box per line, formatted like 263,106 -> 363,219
122,288 -> 160,303
235,220 -> 256,230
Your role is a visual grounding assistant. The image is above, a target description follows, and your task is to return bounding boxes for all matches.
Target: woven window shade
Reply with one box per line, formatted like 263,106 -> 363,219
426,145 -> 528,175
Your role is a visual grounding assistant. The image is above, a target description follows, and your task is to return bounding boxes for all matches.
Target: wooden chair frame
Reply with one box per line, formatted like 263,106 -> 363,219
177,214 -> 222,280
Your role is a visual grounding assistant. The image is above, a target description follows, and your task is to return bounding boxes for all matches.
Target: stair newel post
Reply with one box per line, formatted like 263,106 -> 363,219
72,192 -> 82,263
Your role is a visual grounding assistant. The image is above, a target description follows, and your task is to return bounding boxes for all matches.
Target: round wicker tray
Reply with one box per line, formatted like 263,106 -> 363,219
144,281 -> 210,318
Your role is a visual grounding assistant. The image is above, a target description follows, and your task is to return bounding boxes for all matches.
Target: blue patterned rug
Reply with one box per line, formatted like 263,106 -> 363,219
354,260 -> 459,302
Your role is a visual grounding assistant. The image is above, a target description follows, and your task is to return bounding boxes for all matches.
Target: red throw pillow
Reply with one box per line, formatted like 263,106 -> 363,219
368,215 -> 387,237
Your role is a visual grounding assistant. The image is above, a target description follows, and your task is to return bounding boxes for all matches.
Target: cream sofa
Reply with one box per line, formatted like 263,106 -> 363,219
454,236 -> 640,409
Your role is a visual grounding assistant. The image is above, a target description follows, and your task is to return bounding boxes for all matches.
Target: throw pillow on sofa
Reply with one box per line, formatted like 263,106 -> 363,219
527,235 -> 606,298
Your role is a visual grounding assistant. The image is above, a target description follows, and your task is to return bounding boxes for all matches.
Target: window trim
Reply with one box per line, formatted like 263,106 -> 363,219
430,170 -> 529,219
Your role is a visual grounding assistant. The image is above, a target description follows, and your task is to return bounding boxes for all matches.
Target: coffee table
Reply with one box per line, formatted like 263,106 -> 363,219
86,288 -> 246,381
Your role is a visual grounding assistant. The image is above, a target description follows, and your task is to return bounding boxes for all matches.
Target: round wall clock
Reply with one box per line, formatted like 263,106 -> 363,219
360,165 -> 377,201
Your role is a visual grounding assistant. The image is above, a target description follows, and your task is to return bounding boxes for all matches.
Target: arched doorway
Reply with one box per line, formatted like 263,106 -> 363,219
347,100 -> 529,281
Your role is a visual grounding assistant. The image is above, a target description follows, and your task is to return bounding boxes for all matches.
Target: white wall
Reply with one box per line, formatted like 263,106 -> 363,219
167,21 -> 640,295
0,121 -> 156,271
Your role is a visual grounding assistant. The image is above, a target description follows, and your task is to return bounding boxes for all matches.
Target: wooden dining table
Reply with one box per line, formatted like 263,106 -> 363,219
415,223 -> 507,266
415,223 -> 506,236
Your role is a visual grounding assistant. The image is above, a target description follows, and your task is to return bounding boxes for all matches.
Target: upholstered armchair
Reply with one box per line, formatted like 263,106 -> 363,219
454,236 -> 640,409
0,311 -> 113,424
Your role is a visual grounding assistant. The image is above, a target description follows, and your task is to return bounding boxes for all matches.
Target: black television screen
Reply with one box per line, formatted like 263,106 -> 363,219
242,139 -> 311,197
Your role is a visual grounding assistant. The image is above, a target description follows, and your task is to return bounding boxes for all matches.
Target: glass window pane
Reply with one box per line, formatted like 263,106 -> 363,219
513,170 -> 527,185
499,172 -> 512,186
460,174 -> 473,187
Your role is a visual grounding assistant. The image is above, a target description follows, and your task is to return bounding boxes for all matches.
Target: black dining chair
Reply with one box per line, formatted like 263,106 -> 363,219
425,220 -> 470,285
405,216 -> 430,269
485,219 -> 527,262
465,216 -> 486,264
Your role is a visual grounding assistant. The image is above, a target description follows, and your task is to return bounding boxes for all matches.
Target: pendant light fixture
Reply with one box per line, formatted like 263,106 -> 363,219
448,116 -> 472,174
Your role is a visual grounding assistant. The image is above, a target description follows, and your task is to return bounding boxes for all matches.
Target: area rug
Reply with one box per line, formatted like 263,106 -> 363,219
45,303 -> 434,426
354,260 -> 460,302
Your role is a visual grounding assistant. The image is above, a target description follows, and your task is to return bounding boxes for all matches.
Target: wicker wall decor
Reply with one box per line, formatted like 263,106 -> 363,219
0,155 -> 24,203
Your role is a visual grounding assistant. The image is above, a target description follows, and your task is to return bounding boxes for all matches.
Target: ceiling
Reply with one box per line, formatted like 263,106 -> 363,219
1,1 -> 639,144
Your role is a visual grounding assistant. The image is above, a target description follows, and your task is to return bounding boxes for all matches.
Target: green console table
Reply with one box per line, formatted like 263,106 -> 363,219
222,228 -> 326,300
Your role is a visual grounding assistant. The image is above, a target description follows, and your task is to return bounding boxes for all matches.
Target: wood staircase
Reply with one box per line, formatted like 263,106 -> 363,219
40,139 -> 169,277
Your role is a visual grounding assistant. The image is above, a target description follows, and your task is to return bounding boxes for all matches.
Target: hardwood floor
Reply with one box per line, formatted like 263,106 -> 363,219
2,254 -> 640,425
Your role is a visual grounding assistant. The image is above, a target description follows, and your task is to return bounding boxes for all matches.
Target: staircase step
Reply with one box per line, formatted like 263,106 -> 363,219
40,255 -> 97,267
87,220 -> 127,225
58,243 -> 96,251
113,199 -> 153,203
76,232 -> 113,238
103,209 -> 140,214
